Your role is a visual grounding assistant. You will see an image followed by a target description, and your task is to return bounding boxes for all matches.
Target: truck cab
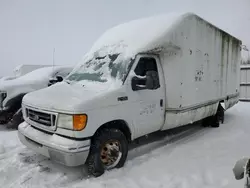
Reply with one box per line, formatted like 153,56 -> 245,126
18,53 -> 165,175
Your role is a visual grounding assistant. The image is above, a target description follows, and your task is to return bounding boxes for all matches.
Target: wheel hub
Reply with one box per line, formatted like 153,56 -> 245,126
100,140 -> 121,167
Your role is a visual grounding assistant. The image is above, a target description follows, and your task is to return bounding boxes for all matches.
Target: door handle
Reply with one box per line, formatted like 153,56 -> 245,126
118,96 -> 128,101
160,99 -> 163,107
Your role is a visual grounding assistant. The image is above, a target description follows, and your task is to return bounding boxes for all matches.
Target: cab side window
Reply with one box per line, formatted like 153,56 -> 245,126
134,57 -> 158,76
132,57 -> 160,91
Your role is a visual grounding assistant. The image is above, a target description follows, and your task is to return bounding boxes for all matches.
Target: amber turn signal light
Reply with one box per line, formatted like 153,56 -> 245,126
73,114 -> 87,131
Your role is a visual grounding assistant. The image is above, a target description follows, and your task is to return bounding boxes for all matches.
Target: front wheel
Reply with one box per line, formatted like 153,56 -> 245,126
86,128 -> 128,177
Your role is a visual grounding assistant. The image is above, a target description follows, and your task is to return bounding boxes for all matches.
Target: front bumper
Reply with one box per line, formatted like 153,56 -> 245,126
18,122 -> 90,167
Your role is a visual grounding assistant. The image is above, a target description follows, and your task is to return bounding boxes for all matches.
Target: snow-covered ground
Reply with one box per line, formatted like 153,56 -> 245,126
0,102 -> 249,188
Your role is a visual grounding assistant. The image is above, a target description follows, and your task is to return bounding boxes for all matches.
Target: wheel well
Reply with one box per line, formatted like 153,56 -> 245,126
5,93 -> 26,112
93,120 -> 132,142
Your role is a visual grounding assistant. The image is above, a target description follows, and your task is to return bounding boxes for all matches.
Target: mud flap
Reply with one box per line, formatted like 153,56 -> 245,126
220,102 -> 225,110
218,103 -> 225,124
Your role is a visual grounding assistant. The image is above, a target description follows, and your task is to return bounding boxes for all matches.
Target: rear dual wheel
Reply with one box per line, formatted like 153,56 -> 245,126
86,128 -> 128,177
202,104 -> 224,128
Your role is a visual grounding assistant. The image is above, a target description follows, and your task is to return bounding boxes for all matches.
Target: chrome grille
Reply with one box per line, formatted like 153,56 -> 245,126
26,108 -> 56,127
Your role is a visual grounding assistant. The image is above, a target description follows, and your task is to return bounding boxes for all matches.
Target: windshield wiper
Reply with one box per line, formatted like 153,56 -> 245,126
64,80 -> 71,84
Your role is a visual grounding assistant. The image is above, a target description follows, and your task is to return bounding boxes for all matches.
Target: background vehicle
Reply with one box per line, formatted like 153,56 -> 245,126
0,76 -> 16,82
13,64 -> 51,77
18,12 -> 241,177
0,64 -> 51,83
0,66 -> 73,128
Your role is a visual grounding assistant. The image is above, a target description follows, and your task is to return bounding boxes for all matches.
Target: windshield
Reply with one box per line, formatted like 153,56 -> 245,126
66,53 -> 132,84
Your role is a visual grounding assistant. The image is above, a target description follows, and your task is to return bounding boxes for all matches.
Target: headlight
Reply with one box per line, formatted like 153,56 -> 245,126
57,114 -> 87,131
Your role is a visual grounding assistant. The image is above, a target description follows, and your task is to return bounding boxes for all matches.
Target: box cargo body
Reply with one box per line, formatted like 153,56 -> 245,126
158,14 -> 241,129
18,12 -> 241,176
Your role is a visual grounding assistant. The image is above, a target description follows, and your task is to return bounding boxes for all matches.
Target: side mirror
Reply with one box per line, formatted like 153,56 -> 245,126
233,158 -> 249,180
56,75 -> 63,82
131,76 -> 144,91
48,76 -> 63,86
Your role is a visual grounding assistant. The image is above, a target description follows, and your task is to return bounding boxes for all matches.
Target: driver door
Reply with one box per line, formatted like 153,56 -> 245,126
126,54 -> 165,138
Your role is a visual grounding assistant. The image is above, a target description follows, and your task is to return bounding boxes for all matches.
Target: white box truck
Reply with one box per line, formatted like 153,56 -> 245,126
18,12 -> 241,177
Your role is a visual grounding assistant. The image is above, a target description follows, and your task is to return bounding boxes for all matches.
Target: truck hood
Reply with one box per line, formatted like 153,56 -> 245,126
23,81 -> 123,113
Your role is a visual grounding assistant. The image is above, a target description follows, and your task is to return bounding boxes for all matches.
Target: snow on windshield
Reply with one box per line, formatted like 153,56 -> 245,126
66,53 -> 132,85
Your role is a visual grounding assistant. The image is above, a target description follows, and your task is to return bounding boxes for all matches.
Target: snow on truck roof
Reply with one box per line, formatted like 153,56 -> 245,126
87,12 -> 186,58
84,12 -> 241,61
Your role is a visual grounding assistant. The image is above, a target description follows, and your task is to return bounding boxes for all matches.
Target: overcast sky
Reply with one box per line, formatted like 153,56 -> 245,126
0,0 -> 249,76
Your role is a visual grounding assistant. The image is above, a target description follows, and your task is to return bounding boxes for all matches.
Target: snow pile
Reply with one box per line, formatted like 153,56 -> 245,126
85,12 -> 188,60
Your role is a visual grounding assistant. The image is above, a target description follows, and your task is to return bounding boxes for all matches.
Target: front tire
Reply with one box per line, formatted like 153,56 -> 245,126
86,128 -> 128,177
